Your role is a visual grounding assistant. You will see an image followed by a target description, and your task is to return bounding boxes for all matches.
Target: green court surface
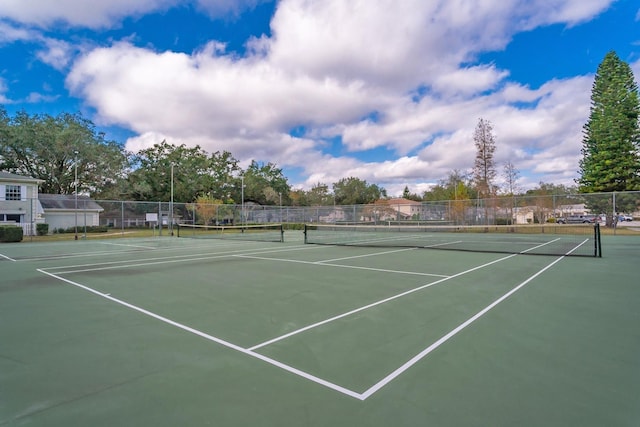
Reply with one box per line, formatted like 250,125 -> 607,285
1,231 -> 639,426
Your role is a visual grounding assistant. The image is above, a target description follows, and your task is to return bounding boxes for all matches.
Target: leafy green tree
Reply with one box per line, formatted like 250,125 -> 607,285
289,188 -> 308,206
578,51 -> 640,194
0,109 -> 128,196
206,150 -> 241,202
306,183 -> 333,205
332,177 -> 386,205
423,170 -> 473,201
423,170 -> 473,223
240,160 -> 291,205
128,141 -> 239,203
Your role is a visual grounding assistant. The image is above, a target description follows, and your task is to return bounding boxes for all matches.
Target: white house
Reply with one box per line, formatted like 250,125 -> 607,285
1,171 -> 104,235
38,194 -> 103,231
0,171 -> 44,235
386,198 -> 423,220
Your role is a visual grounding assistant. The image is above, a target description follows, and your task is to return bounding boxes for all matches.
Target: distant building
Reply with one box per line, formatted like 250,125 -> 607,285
1,171 -> 103,235
385,198 -> 423,220
38,194 -> 104,231
0,171 -> 44,235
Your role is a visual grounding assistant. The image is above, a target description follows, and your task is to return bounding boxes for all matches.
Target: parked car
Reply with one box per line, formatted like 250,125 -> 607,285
618,214 -> 633,222
557,215 -> 596,224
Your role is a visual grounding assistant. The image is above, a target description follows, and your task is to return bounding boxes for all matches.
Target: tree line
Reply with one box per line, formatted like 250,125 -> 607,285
0,111 -> 386,206
1,51 -> 638,210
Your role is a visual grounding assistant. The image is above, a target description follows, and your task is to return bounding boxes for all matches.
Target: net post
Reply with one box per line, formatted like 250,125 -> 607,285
176,223 -> 180,238
595,223 -> 602,257
303,224 -> 308,244
279,223 -> 284,243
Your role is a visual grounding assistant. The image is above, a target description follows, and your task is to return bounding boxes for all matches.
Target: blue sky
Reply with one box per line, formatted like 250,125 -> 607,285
1,0 -> 639,196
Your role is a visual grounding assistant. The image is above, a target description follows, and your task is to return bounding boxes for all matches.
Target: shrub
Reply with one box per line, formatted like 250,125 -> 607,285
36,223 -> 49,236
285,223 -> 305,230
0,225 -> 23,242
61,225 -> 109,234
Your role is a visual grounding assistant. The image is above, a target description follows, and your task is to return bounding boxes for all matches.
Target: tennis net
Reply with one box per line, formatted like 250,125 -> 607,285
177,223 -> 284,243
304,223 -> 601,257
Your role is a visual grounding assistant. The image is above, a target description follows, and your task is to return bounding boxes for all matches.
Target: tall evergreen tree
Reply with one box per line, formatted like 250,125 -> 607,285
578,51 -> 640,192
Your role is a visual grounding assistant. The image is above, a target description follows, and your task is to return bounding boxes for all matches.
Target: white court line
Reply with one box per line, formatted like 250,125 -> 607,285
41,244 -> 322,275
248,239 -> 562,352
0,253 -> 16,262
16,248 -> 153,262
97,241 -> 158,249
42,246 -> 286,272
37,236 -> 580,401
360,242 -> 584,400
317,247 -> 417,263
37,269 -> 363,400
15,237 -> 282,262
247,253 -> 518,351
235,255 -> 450,278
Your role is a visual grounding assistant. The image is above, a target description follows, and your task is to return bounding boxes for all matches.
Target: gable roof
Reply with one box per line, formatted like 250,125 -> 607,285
385,197 -> 422,205
0,171 -> 44,183
38,194 -> 104,211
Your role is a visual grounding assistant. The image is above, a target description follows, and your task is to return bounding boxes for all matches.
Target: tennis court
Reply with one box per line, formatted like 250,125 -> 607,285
1,226 -> 639,426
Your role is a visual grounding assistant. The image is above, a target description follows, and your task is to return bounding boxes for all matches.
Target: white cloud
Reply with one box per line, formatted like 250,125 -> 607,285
67,41 -> 377,141
0,0 -> 172,29
36,38 -> 75,70
0,0 -> 268,29
0,76 -> 58,104
632,58 -> 640,84
0,20 -> 80,73
195,0 -> 269,18
0,20 -> 34,43
0,77 -> 12,104
60,0 -> 618,193
24,92 -> 59,103
431,65 -> 510,97
265,0 -> 613,91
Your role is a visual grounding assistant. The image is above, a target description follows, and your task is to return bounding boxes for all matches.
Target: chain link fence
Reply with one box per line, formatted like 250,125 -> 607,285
13,191 -> 640,236
95,191 -> 640,229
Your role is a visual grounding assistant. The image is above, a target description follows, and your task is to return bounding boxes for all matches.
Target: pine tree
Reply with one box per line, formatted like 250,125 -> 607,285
578,51 -> 640,192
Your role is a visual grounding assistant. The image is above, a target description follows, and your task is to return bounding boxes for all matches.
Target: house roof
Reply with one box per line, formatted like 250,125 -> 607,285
0,171 -> 44,183
385,197 -> 422,205
38,194 -> 104,211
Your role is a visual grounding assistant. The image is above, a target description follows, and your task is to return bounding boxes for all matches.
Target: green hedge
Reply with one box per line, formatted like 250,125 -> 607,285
0,225 -> 23,242
54,225 -> 109,234
36,223 -> 49,236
